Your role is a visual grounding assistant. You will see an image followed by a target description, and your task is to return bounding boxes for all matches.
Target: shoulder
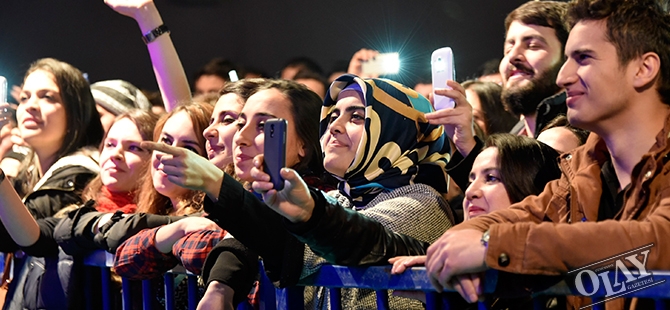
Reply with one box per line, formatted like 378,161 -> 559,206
38,148 -> 100,189
370,183 -> 446,208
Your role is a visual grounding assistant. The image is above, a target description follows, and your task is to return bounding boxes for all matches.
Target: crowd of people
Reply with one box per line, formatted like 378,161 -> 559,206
0,0 -> 669,309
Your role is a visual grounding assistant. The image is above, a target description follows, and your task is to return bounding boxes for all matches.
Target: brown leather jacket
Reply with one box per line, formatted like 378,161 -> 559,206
453,117 -> 670,309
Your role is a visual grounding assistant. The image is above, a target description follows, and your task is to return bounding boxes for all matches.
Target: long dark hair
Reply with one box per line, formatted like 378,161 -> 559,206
254,79 -> 324,177
486,134 -> 562,203
462,80 -> 518,135
16,58 -> 104,196
23,58 -> 104,159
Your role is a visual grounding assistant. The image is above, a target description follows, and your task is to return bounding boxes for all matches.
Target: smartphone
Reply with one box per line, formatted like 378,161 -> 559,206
0,76 -> 7,104
263,118 -> 287,191
431,47 -> 456,110
362,52 -> 400,75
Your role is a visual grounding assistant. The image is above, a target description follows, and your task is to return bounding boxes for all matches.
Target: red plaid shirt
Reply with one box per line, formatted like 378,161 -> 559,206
114,226 -> 227,279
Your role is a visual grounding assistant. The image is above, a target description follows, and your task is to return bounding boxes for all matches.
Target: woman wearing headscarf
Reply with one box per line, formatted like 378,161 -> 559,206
199,74 -> 455,308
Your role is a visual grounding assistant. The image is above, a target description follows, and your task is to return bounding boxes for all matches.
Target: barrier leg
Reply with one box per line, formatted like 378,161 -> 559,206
188,275 -> 198,310
375,290 -> 390,310
122,278 -> 132,310
164,273 -> 175,310
142,279 -> 152,310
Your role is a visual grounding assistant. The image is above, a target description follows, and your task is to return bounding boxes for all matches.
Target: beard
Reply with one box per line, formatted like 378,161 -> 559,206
501,63 -> 562,116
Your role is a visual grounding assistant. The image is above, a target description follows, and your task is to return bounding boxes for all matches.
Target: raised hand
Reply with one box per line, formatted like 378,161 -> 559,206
250,155 -> 316,223
105,0 -> 158,23
347,48 -> 380,79
424,80 -> 477,157
141,141 -> 224,198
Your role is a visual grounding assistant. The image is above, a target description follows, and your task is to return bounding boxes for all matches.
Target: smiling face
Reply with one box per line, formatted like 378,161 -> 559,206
17,70 -> 68,153
233,88 -> 304,182
321,92 -> 366,178
151,111 -> 204,199
100,118 -> 150,193
464,147 -> 512,220
499,21 -> 564,115
557,20 -> 635,133
204,93 -> 245,169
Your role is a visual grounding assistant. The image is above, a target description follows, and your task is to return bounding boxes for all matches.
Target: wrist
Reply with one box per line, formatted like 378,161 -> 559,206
135,2 -> 163,34
456,136 -> 477,157
205,170 -> 224,202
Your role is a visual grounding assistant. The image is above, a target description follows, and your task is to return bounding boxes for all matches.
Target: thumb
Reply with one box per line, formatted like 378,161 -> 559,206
141,141 -> 183,155
280,168 -> 300,184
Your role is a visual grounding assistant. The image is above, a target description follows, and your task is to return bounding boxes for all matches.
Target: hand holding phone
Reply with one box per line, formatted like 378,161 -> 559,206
431,47 -> 456,110
263,118 -> 287,191
361,52 -> 400,76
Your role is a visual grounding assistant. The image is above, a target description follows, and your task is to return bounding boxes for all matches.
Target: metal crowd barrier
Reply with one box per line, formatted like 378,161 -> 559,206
82,250 -> 670,310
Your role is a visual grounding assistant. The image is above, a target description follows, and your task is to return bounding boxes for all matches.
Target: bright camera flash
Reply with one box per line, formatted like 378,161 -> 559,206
382,53 -> 400,74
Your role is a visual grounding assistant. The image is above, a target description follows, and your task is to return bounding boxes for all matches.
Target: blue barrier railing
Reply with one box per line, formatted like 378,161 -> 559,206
82,250 -> 670,310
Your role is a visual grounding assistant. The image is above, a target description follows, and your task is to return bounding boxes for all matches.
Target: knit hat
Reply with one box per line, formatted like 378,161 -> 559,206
91,80 -> 151,115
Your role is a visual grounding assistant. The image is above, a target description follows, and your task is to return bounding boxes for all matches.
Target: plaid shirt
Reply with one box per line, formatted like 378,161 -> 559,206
114,226 -> 227,279
114,227 -> 179,280
172,229 -> 227,275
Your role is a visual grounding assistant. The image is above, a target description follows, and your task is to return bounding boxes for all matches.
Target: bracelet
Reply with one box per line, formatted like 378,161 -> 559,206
142,24 -> 170,44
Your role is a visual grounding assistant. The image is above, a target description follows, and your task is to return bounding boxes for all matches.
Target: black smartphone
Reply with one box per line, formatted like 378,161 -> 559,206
263,118 -> 287,191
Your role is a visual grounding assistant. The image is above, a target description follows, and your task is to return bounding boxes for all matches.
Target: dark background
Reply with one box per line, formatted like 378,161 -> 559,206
0,0 -> 532,97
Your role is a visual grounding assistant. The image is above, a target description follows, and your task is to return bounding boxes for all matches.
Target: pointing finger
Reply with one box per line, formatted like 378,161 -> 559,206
141,141 -> 184,156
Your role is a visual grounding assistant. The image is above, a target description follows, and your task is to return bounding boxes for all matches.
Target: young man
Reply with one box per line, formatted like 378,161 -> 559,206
499,1 -> 568,138
426,0 -> 670,308
434,1 -> 569,196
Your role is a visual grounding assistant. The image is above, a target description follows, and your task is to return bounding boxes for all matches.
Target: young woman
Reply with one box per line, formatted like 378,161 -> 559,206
388,134 -> 562,308
117,79 -> 332,307
0,58 -> 104,309
153,75 -> 452,308
112,80 -> 266,309
50,102 -> 213,309
0,110 -> 157,309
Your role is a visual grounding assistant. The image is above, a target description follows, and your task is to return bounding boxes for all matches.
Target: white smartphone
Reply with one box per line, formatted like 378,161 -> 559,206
361,52 -> 400,75
431,47 -> 455,110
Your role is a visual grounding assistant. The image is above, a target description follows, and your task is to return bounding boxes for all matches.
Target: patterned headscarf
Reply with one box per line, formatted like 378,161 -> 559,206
321,74 -> 451,208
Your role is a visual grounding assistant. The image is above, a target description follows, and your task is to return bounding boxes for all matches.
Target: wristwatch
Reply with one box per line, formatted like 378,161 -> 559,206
142,25 -> 170,44
480,230 -> 490,247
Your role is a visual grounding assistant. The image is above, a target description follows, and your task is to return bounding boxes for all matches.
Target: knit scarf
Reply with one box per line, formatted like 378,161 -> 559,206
95,186 -> 137,214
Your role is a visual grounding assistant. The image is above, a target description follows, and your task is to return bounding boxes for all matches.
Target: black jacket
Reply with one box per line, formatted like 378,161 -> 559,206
0,165 -> 96,254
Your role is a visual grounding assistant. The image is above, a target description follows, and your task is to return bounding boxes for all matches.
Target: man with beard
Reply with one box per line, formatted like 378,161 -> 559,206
426,0 -> 670,308
500,1 -> 568,138
428,1 -> 570,197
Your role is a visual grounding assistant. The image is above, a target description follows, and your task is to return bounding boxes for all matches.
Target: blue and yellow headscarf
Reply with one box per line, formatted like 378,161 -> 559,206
321,74 -> 451,208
